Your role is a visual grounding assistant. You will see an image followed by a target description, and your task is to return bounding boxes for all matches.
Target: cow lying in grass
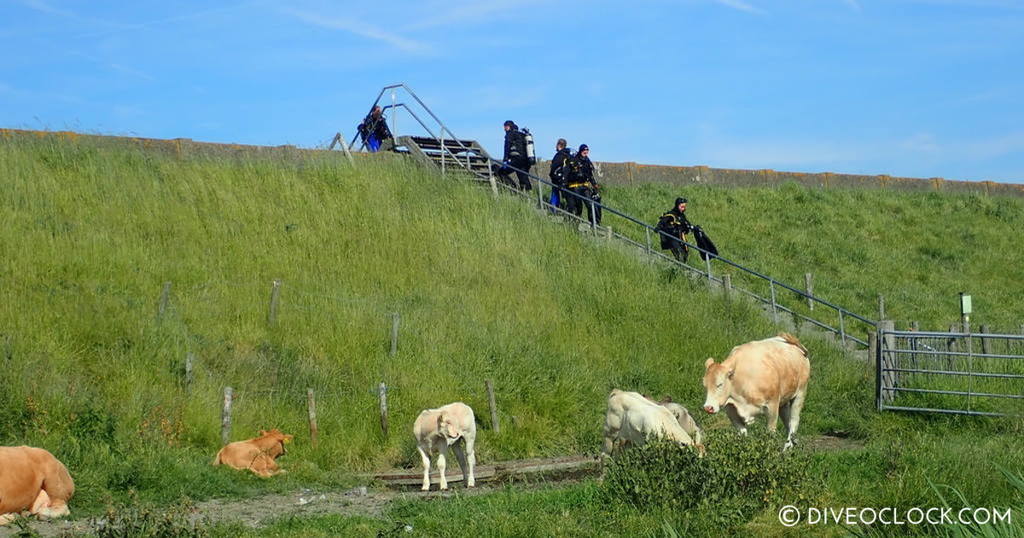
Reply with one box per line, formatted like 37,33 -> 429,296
602,390 -> 700,456
703,333 -> 810,449
413,402 -> 476,491
212,429 -> 294,477
0,446 -> 75,525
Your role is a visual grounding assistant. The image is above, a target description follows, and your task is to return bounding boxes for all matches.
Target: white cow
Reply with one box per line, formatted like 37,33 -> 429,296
602,390 -> 697,455
412,402 -> 476,491
702,333 -> 810,449
659,400 -> 703,447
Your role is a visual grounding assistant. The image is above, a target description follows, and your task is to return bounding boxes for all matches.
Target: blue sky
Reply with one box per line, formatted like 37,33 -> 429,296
2,0 -> 1023,183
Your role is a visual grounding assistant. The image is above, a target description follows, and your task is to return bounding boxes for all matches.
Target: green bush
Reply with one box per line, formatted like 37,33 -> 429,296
603,431 -> 810,517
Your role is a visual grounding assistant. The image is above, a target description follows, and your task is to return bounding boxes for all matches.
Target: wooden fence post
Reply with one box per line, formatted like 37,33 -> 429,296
949,323 -> 960,352
267,279 -> 282,326
910,321 -> 919,331
485,380 -> 500,433
378,382 -> 389,436
722,274 -> 732,297
390,312 -> 400,357
980,324 -> 991,355
158,281 -> 172,319
221,386 -> 233,446
878,295 -> 886,321
606,226 -> 613,242
307,388 -> 319,448
868,332 -> 878,365
805,273 -> 814,311
184,352 -> 194,389
878,321 -> 896,405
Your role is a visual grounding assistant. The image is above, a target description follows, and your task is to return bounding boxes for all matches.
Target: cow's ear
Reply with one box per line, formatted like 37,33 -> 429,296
704,358 -> 715,369
727,368 -> 735,379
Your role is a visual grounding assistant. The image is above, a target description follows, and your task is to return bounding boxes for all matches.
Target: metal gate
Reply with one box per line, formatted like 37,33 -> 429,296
876,328 -> 1024,417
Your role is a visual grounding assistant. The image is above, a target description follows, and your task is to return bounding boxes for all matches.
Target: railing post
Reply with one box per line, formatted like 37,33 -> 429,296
870,331 -> 880,409
645,228 -> 652,260
589,200 -> 597,235
839,309 -> 847,348
391,89 -> 398,139
722,274 -> 732,297
440,132 -> 445,176
878,320 -> 896,407
705,255 -> 712,286
805,273 -> 814,311
769,280 -> 779,323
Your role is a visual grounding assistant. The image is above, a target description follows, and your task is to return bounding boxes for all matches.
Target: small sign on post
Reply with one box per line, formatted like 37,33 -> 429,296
959,292 -> 972,332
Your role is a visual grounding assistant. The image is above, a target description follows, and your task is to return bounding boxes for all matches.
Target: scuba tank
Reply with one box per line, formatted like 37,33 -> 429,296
522,128 -> 537,166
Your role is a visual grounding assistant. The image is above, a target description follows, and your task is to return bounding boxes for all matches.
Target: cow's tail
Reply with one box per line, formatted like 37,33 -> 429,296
212,449 -> 223,466
779,332 -> 808,358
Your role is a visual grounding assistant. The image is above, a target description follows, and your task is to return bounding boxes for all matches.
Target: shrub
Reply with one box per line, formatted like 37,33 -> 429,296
603,431 -> 809,517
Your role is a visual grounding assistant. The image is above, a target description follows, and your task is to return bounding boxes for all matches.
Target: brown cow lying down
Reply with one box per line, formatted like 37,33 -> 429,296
703,333 -> 810,449
0,446 -> 75,525
212,429 -> 293,477
413,402 -> 476,491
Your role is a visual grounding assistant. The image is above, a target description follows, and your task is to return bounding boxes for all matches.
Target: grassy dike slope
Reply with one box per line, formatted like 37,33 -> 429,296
0,137 -> 786,508
0,137 -> 1021,536
605,181 -> 1024,332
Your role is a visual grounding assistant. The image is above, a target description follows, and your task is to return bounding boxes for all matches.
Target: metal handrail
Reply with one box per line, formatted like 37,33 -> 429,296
353,83 -> 878,347
487,157 -> 877,335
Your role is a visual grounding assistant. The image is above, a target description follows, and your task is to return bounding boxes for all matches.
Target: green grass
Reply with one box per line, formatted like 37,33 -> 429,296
1,135 -> 1022,536
601,181 -> 1024,333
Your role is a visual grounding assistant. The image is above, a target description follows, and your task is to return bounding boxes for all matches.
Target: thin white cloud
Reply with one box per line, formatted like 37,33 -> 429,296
284,9 -> 432,55
18,0 -> 74,17
712,0 -> 765,14
404,0 -> 545,30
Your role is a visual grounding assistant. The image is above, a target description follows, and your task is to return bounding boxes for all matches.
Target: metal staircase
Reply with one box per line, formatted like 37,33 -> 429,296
346,84 -> 496,184
398,135 -> 494,181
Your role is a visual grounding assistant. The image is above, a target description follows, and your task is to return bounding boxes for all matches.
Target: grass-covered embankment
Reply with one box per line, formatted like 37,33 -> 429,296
1,135 -> 1021,536
602,181 -> 1024,332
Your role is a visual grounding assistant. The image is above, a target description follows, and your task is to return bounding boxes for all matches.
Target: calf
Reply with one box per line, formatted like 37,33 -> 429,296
413,402 -> 476,491
602,390 -> 697,455
659,399 -> 703,447
212,429 -> 294,477
702,333 -> 810,449
0,446 -> 75,525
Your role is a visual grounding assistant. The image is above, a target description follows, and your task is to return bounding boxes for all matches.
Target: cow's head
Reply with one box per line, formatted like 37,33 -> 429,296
437,412 -> 462,446
702,358 -> 734,414
258,429 -> 294,457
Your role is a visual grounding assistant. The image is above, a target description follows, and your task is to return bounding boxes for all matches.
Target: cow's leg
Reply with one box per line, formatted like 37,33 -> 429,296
417,444 -> 432,491
32,488 -> 70,520
464,433 -> 476,488
765,399 -> 780,432
784,390 -> 807,450
452,440 -> 469,488
724,404 -> 748,435
436,444 -> 449,490
779,400 -> 793,437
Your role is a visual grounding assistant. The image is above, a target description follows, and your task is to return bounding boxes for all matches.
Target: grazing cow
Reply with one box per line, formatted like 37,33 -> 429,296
602,390 -> 697,456
212,429 -> 293,477
702,333 -> 810,449
413,402 -> 476,491
0,446 -> 75,525
659,399 -> 704,447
